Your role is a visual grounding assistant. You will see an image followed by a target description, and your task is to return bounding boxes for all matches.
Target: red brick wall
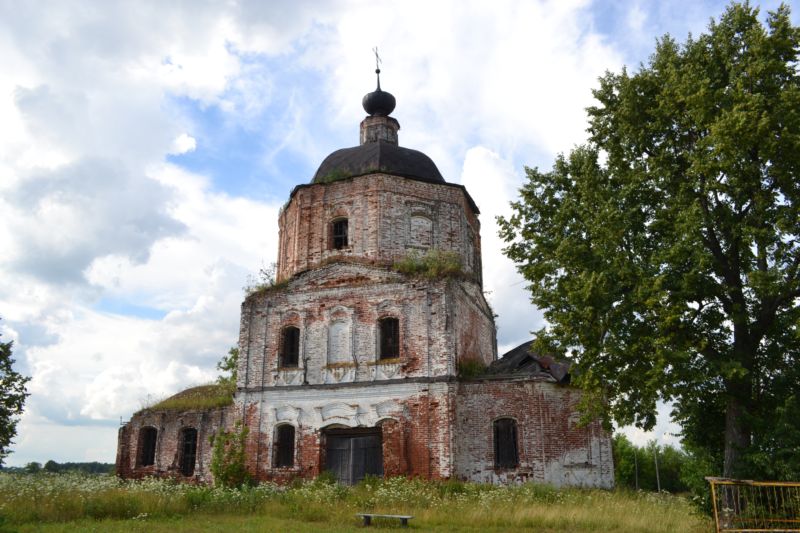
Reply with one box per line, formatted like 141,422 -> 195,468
116,405 -> 234,483
234,383 -> 454,484
454,379 -> 614,488
277,175 -> 482,284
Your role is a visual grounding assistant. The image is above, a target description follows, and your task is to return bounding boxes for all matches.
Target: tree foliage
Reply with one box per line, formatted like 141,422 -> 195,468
216,347 -> 239,386
210,422 -> 251,488
612,434 -> 689,493
0,322 -> 30,467
499,3 -> 800,478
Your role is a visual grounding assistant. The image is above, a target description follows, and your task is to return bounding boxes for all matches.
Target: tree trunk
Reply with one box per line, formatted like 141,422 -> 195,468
723,318 -> 755,478
723,390 -> 751,478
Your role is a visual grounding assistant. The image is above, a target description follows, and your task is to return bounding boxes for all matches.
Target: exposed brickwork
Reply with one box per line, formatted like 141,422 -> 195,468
116,406 -> 233,483
237,264 -> 492,390
117,109 -> 612,489
454,379 -> 614,488
277,174 -> 482,284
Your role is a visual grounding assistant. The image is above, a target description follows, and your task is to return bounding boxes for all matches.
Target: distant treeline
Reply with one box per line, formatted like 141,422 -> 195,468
612,433 -> 721,498
1,460 -> 115,474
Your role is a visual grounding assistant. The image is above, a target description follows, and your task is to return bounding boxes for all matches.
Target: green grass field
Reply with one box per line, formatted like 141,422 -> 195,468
0,473 -> 711,532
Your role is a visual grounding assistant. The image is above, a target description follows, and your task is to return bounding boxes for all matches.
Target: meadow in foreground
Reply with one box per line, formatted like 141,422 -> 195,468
0,472 -> 711,532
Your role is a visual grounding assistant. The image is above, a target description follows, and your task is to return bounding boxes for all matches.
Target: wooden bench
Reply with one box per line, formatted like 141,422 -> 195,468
356,513 -> 414,527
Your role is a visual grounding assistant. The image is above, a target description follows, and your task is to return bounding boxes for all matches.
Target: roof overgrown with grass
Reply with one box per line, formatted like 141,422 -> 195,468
137,382 -> 235,414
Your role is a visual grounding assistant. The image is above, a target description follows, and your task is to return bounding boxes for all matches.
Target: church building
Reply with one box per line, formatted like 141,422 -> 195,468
116,69 -> 614,489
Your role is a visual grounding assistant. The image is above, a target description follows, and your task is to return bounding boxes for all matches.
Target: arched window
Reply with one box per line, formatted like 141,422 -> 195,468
274,425 -> 295,468
137,426 -> 157,467
180,427 -> 198,476
378,317 -> 400,360
493,418 -> 519,469
280,326 -> 300,368
331,218 -> 348,249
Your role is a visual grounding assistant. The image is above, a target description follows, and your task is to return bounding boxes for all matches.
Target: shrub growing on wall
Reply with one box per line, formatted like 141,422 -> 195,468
210,422 -> 251,488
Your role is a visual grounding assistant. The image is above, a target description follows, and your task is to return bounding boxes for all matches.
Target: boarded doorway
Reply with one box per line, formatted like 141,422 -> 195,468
325,428 -> 383,485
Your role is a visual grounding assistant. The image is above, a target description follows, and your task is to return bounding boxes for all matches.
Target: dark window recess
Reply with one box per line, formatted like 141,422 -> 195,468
379,318 -> 400,359
274,425 -> 295,468
180,428 -> 198,476
281,327 -> 300,367
137,427 -> 157,467
493,418 -> 519,469
332,219 -> 348,249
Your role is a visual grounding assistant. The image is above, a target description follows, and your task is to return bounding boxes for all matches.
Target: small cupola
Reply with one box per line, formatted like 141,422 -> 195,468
360,59 -> 400,145
311,53 -> 445,185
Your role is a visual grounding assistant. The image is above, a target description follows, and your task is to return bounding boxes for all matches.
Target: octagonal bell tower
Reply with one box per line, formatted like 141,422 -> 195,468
276,77 -> 483,286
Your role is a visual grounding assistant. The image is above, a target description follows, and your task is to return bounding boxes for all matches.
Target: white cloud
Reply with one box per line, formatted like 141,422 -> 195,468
627,3 -> 648,33
1,0 -> 738,465
3,165 -> 280,463
458,146 -> 545,353
4,158 -> 185,284
170,134 -> 196,155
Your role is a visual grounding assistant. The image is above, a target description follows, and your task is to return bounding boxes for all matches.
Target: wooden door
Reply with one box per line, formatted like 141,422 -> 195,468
325,429 -> 383,485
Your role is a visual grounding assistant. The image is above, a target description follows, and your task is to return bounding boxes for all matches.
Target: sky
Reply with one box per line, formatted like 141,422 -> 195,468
0,0 -> 796,466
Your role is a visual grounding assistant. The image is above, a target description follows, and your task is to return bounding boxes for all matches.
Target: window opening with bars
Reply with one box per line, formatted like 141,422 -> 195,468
180,428 -> 198,476
332,219 -> 348,249
274,425 -> 295,468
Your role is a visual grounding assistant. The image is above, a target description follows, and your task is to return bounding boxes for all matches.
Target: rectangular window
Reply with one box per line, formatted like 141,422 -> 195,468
332,219 -> 348,249
493,418 -> 519,469
274,425 -> 295,468
137,427 -> 157,467
281,327 -> 300,367
379,318 -> 400,359
180,428 -> 198,476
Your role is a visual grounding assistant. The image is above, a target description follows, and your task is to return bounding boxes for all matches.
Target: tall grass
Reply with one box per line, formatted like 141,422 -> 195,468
0,473 -> 711,532
137,383 -> 234,413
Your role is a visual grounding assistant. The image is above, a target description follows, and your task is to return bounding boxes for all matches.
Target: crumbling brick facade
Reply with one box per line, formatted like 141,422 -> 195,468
116,405 -> 232,483
454,380 -> 614,487
117,83 -> 613,488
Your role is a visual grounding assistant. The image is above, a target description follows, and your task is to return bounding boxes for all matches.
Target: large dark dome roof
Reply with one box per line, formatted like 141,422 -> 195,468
312,141 -> 445,184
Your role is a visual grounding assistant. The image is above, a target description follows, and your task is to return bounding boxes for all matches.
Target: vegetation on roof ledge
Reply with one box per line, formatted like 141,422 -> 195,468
244,263 -> 288,298
136,347 -> 239,414
393,249 -> 466,280
137,382 -> 234,413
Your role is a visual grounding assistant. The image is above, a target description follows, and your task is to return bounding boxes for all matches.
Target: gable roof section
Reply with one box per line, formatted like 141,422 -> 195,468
486,340 -> 572,384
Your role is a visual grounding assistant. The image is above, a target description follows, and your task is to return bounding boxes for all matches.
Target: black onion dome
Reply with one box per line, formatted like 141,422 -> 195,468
312,142 -> 445,184
362,88 -> 396,116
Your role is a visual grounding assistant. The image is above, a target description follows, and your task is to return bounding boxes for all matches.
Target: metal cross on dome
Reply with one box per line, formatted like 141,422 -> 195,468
373,46 -> 382,89
373,46 -> 381,71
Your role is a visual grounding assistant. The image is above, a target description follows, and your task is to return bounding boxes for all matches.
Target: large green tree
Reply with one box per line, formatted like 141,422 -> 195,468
1,321 -> 30,466
499,3 -> 800,478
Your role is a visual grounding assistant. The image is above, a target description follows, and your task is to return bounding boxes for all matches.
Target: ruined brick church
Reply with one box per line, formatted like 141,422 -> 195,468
116,70 -> 614,488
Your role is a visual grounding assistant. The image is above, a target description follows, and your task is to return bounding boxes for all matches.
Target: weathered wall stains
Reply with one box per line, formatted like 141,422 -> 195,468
116,406 -> 232,483
277,175 -> 482,284
454,379 -> 614,488
117,129 -> 612,488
